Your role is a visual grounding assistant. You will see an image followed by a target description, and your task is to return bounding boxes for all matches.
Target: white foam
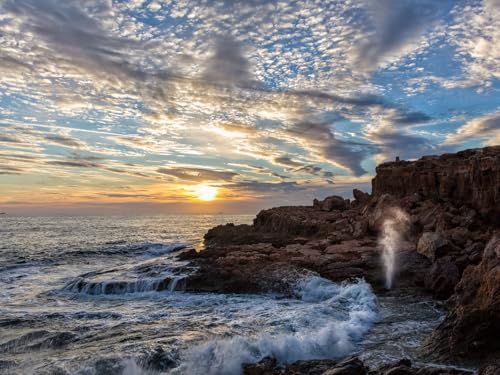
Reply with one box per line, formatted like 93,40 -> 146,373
176,277 -> 378,375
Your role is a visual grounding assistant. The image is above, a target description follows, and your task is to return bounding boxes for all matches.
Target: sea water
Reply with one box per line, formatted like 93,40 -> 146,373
0,215 -> 444,375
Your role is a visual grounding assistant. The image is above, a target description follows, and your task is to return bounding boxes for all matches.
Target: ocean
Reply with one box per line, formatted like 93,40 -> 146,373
0,215 -> 444,375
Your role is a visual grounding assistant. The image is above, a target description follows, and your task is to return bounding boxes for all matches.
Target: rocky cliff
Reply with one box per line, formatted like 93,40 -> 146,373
179,146 -> 500,372
372,146 -> 500,219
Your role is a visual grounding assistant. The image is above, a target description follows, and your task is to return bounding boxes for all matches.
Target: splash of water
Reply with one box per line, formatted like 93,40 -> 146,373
378,208 -> 409,289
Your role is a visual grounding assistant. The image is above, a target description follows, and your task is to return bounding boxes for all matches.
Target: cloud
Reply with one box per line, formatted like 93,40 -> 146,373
0,165 -> 25,174
445,112 -> 500,146
46,154 -> 104,168
0,135 -> 22,143
231,180 -> 303,193
157,166 -> 238,182
44,134 -> 84,148
273,155 -> 334,178
443,0 -> 500,89
352,0 -> 449,73
203,36 -> 257,88
284,118 -> 371,176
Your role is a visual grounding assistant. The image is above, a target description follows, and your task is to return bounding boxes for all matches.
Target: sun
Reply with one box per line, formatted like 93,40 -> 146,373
196,185 -> 218,201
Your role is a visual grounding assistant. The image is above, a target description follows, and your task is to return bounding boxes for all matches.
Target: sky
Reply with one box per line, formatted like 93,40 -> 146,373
0,0 -> 499,215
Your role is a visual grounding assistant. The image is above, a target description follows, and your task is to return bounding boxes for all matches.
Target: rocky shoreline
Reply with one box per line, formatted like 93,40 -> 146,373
177,146 -> 500,374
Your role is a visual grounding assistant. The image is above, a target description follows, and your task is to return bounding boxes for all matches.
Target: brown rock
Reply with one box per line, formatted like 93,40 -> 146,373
417,232 -> 453,261
371,146 -> 500,219
243,357 -> 277,375
427,235 -> 500,361
478,359 -> 500,375
353,189 -> 371,206
424,256 -> 460,299
314,195 -> 350,211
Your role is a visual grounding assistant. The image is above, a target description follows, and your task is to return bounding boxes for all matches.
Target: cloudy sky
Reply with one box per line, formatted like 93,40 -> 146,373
0,0 -> 499,215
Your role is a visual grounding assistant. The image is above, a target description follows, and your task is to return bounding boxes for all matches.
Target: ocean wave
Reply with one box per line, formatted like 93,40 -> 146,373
63,275 -> 185,295
65,242 -> 187,259
175,277 -> 378,375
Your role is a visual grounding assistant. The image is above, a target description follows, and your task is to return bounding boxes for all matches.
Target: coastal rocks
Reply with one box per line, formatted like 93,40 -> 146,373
372,146 -> 500,218
424,256 -> 460,299
478,359 -> 500,375
353,189 -> 372,206
427,235 -> 500,361
204,205 -> 367,248
182,238 -> 430,293
313,195 -> 350,211
242,357 -> 472,375
243,357 -> 368,375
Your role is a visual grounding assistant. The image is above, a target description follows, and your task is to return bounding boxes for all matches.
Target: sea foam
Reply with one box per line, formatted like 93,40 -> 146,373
176,277 -> 378,375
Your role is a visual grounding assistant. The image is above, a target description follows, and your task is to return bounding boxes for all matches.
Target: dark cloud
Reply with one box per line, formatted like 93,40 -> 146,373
285,120 -> 371,176
44,134 -> 83,148
0,165 -> 25,174
46,154 -> 104,168
273,155 -> 335,178
157,167 -> 238,182
371,130 -> 439,161
203,36 -> 257,88
247,165 -> 288,179
1,0 -> 173,98
389,111 -> 432,125
0,135 -> 23,143
354,0 -> 451,72
273,156 -> 303,168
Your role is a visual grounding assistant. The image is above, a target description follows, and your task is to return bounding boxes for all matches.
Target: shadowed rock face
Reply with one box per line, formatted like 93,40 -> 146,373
427,236 -> 500,362
372,146 -> 500,219
242,357 -> 472,375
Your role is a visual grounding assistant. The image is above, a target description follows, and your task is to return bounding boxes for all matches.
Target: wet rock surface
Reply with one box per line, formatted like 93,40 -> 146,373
242,357 -> 472,375
179,146 -> 500,370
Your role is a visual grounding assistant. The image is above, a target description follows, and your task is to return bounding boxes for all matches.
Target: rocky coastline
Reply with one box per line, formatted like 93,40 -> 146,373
177,146 -> 500,374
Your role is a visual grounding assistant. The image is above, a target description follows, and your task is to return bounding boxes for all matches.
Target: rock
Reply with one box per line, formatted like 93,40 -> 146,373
243,357 -> 277,375
353,189 -> 371,206
427,235 -> 500,361
371,146 -> 500,219
314,195 -> 350,211
478,359 -> 500,375
322,357 -> 367,375
242,357 -> 471,375
417,232 -> 453,261
424,256 -> 460,299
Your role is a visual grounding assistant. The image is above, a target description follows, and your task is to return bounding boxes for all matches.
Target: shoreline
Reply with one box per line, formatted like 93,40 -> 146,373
178,146 -> 500,374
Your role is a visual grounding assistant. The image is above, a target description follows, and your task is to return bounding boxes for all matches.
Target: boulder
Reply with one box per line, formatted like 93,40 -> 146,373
353,189 -> 371,205
417,232 -> 453,261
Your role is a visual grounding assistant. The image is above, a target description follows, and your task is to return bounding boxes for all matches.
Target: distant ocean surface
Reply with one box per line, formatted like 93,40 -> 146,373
0,215 -> 444,375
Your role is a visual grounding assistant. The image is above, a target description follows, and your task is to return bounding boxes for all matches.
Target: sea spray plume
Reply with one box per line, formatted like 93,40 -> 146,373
378,207 -> 410,289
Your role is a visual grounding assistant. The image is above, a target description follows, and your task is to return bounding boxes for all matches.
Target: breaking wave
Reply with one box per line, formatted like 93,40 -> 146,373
176,277 -> 378,375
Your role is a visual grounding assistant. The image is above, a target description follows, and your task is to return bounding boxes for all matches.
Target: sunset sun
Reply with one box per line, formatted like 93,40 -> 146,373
196,185 -> 218,201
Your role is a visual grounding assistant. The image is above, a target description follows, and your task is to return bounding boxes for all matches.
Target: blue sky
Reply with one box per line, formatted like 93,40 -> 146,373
0,0 -> 499,215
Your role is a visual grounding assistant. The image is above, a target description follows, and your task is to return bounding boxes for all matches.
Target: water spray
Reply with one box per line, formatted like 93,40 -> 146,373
378,208 -> 409,289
